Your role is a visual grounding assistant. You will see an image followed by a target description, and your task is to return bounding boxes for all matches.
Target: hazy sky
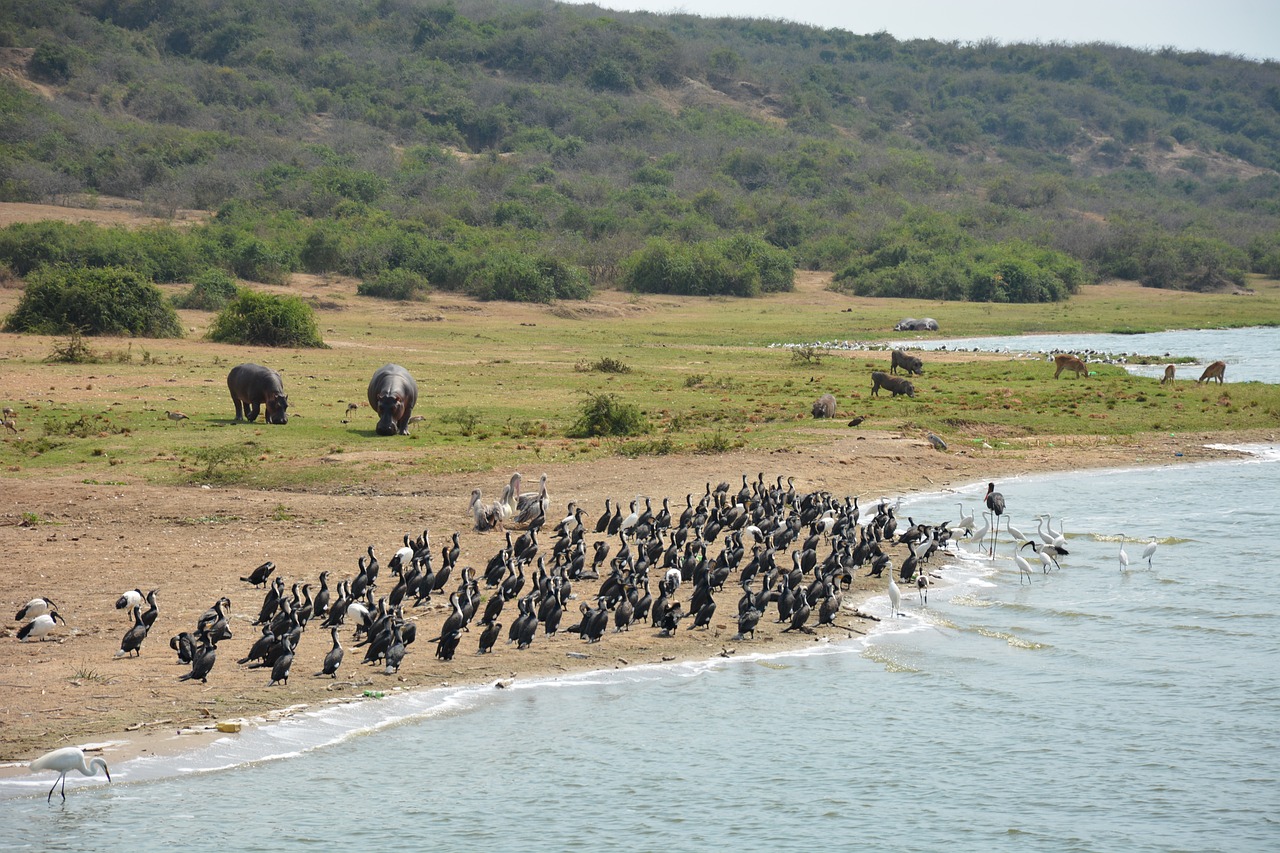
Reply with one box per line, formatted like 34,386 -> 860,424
566,0 -> 1280,62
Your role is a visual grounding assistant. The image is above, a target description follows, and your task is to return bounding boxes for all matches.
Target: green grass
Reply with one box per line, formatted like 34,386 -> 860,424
1,276 -> 1278,490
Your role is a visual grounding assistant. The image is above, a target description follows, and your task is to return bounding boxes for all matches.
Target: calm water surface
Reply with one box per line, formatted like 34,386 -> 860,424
906,326 -> 1280,382
4,449 -> 1278,852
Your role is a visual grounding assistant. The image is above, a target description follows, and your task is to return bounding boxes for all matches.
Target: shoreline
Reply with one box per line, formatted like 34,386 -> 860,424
2,428 -> 1269,780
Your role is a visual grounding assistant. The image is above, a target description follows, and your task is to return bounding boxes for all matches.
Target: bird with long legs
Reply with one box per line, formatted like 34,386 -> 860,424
29,747 -> 110,803
984,482 -> 1005,558
1142,538 -> 1159,569
1118,538 -> 1130,572
1013,546 -> 1035,584
888,572 -> 902,618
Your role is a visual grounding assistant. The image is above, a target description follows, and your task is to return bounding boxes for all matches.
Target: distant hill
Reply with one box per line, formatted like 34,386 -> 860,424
0,0 -> 1277,301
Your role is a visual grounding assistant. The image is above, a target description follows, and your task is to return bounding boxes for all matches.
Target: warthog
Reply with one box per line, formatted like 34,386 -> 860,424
871,371 -> 915,398
1161,364 -> 1176,384
1053,353 -> 1088,379
894,318 -> 938,332
891,349 -> 924,376
1197,360 -> 1226,384
812,393 -> 837,419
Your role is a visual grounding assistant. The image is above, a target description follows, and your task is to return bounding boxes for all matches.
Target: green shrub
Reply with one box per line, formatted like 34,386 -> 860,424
173,269 -> 239,310
206,289 -> 326,348
622,236 -> 793,297
3,265 -> 183,337
567,393 -> 649,438
357,268 -> 431,301
466,251 -> 591,302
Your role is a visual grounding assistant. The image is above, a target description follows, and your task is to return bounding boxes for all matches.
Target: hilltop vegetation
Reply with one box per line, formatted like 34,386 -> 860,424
0,0 -> 1278,303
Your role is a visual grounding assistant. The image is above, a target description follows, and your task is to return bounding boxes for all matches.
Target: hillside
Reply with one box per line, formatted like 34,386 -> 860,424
0,0 -> 1278,300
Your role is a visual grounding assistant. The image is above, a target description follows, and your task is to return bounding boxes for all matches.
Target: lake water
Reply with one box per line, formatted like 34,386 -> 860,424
905,326 -> 1280,383
4,447 -> 1279,852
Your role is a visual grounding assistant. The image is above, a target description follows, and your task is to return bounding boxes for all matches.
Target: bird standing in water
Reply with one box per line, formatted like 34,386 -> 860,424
984,482 -> 1005,558
29,747 -> 111,803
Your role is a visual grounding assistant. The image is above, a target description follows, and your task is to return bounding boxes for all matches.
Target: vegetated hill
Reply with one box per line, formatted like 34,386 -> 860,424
0,0 -> 1278,302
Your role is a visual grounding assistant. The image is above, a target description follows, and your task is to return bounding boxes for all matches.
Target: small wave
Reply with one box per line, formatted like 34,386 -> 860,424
975,626 -> 1049,650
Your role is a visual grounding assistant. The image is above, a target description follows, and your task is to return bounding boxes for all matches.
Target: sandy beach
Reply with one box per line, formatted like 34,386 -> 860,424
0,425 -> 1262,774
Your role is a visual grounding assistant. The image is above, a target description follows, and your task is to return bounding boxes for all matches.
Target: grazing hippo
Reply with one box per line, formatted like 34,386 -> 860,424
812,393 -> 837,419
1053,353 -> 1088,379
227,363 -> 289,424
368,364 -> 418,436
894,318 -> 939,332
1197,360 -> 1226,384
890,349 -> 924,376
871,371 -> 915,397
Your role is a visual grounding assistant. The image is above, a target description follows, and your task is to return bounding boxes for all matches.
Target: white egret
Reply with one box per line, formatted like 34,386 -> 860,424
1142,538 -> 1159,569
1118,538 -> 1130,572
888,574 -> 902,617
1013,549 -> 1034,584
29,746 -> 110,803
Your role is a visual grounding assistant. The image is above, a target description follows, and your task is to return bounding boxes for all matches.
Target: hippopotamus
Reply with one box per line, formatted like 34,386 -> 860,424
227,363 -> 288,424
871,371 -> 915,398
894,318 -> 939,332
891,349 -> 924,376
367,364 -> 418,436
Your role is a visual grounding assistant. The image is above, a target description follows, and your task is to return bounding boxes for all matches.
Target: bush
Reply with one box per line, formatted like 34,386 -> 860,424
357,268 -> 431,301
206,289 -> 326,348
567,393 -> 649,438
466,250 -> 591,302
173,269 -> 239,310
3,265 -> 183,337
622,236 -> 794,297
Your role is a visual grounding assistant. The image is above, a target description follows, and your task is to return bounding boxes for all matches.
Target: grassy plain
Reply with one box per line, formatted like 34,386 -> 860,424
1,272 -> 1279,492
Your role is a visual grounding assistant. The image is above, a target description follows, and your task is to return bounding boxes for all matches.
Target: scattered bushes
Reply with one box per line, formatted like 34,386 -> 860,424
206,289 -> 325,348
3,265 -> 183,337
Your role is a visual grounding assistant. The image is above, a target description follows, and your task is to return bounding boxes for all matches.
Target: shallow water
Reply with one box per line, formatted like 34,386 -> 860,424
5,449 -> 1279,852
906,326 -> 1280,383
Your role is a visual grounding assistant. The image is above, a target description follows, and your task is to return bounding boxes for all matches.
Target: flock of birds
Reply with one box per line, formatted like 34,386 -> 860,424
18,470 -> 1164,801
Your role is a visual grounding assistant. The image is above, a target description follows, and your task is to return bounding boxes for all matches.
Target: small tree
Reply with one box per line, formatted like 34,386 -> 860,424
3,265 -> 183,338
206,289 -> 326,348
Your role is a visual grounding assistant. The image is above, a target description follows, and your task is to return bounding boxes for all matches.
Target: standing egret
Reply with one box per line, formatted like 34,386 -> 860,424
956,503 -> 975,536
1013,548 -> 1034,584
888,574 -> 902,618
968,512 -> 991,556
29,746 -> 110,803
1118,538 -> 1130,572
984,483 -> 1005,558
1142,538 -> 1159,569
1005,517 -> 1029,548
